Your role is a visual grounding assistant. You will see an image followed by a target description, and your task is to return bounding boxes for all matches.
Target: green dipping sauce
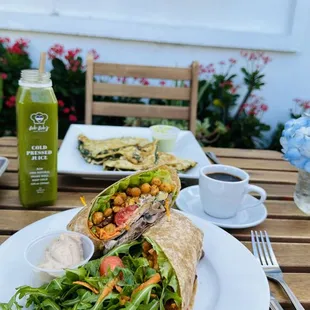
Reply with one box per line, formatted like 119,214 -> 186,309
16,70 -> 58,207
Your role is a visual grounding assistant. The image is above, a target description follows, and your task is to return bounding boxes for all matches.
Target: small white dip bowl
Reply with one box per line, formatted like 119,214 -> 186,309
150,125 -> 180,152
24,231 -> 94,281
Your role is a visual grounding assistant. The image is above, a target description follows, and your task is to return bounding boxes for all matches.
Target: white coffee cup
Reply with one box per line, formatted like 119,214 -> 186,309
199,165 -> 267,219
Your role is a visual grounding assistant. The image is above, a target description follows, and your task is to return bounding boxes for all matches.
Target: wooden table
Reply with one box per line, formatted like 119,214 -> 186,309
0,136 -> 309,309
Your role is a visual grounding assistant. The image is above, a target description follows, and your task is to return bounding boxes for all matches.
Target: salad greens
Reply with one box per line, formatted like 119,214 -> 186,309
0,239 -> 181,310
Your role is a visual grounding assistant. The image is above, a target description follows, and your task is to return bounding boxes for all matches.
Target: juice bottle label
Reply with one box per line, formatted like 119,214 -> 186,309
26,112 -> 54,190
17,85 -> 58,207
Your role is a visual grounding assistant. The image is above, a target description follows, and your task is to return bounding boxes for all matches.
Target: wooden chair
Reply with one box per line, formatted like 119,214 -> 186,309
85,56 -> 199,133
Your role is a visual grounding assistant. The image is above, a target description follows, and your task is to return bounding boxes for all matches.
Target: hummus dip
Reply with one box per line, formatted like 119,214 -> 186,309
39,233 -> 84,270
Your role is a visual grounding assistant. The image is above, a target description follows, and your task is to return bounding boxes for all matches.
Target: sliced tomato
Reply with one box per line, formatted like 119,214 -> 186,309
114,205 -> 139,227
100,256 -> 124,276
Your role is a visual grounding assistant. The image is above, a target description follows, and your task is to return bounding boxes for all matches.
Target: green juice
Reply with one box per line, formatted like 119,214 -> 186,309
16,70 -> 58,207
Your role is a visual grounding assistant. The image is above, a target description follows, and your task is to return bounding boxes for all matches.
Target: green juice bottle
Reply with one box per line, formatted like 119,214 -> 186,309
16,70 -> 58,207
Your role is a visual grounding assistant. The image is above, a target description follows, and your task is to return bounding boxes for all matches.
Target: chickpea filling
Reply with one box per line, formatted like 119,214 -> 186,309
89,177 -> 174,240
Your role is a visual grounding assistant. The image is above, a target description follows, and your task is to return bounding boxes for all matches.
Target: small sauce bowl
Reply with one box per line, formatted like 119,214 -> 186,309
24,231 -> 94,282
150,125 -> 180,152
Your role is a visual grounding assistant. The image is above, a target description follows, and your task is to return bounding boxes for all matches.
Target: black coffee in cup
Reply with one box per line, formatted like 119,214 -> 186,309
205,172 -> 242,182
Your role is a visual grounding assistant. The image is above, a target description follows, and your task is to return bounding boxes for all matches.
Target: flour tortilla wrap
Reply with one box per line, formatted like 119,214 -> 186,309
143,210 -> 204,310
67,165 -> 181,253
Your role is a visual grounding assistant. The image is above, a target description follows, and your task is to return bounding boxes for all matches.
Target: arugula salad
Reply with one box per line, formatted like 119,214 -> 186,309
1,238 -> 181,310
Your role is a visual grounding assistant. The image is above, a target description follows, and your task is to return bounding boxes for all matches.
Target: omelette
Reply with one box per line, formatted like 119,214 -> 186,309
78,135 -> 197,172
78,134 -> 150,164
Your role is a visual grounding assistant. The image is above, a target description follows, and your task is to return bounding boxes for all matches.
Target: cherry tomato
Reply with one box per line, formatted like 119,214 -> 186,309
114,205 -> 139,226
99,256 -> 124,276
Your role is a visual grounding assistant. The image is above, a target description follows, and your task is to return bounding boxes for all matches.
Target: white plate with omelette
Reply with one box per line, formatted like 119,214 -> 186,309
58,124 -> 210,180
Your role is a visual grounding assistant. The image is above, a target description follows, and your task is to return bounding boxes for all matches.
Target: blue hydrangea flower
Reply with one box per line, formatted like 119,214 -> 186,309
280,116 -> 310,172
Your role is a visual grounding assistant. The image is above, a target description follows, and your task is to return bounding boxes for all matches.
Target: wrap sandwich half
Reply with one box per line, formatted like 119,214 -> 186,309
67,165 -> 181,253
4,211 -> 203,310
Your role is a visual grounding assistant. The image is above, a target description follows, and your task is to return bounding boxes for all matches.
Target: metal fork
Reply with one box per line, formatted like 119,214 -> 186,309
270,292 -> 284,310
251,230 -> 305,310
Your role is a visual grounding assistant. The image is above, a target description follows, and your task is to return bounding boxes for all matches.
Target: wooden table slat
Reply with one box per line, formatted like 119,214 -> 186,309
271,273 -> 310,307
243,242 -> 310,272
1,141 -> 284,161
0,172 -> 297,200
0,189 -> 306,219
204,146 -> 283,160
230,219 -> 310,243
0,189 -> 93,210
6,157 -> 297,173
1,209 -> 310,244
219,157 -> 296,172
0,235 -> 9,245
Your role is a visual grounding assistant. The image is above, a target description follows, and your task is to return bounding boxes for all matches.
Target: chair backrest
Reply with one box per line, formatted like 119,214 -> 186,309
85,56 -> 199,133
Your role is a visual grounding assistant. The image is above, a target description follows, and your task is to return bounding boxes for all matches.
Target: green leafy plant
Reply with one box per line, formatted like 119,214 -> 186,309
48,44 -> 100,138
0,37 -> 31,136
196,52 -> 271,149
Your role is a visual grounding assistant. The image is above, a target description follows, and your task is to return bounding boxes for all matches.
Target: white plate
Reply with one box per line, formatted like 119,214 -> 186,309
58,124 -> 210,180
176,185 -> 268,229
0,208 -> 269,310
0,156 -> 9,177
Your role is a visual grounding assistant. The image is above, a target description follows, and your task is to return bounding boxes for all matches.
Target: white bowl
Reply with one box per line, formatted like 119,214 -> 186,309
150,125 -> 180,152
24,231 -> 94,281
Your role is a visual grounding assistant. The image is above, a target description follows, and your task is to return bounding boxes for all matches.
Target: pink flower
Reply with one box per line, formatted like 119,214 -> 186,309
199,64 -> 207,74
140,78 -> 150,86
229,58 -> 237,64
69,114 -> 78,122
293,98 -> 301,103
240,50 -> 248,57
71,106 -> 76,112
262,56 -> 272,64
248,108 -> 257,116
7,43 -> 24,55
249,52 -> 258,61
0,37 -> 10,44
220,81 -> 233,88
261,104 -> 268,111
5,96 -> 15,108
219,61 -> 225,65
69,60 -> 81,72
48,43 -> 64,59
230,85 -> 240,94
58,100 -> 65,107
0,73 -> 7,79
88,48 -> 99,60
63,107 -> 70,114
65,48 -> 81,61
159,80 -> 166,86
15,38 -> 29,48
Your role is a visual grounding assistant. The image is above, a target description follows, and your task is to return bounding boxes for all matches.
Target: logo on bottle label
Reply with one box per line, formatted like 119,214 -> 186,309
29,112 -> 49,132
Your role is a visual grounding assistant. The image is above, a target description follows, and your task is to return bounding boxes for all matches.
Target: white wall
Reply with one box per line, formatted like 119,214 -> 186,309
1,0 -> 310,132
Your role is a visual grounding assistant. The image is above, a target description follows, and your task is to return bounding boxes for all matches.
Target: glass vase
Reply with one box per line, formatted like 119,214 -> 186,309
294,169 -> 310,214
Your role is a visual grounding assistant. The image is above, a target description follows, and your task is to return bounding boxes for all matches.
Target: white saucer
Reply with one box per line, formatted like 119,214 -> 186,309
176,185 -> 267,229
